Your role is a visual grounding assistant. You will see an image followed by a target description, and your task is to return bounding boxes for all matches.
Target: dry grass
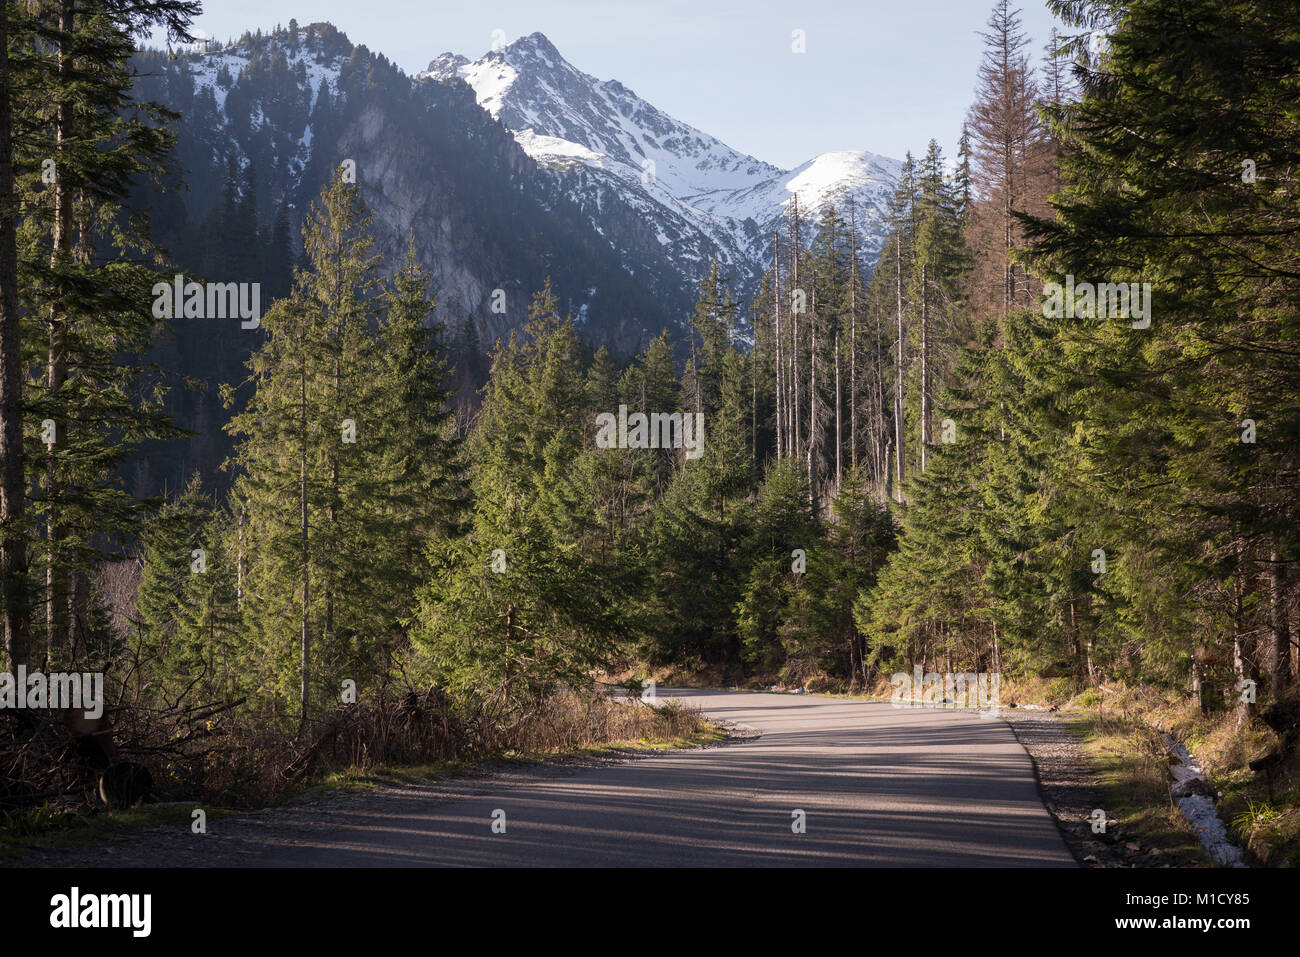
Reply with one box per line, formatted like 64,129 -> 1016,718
1,687 -> 718,827
173,687 -> 718,807
1062,682 -> 1300,867
1066,709 -> 1209,865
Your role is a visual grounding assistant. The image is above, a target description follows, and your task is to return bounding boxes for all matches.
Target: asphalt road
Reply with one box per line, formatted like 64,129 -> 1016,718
259,689 -> 1076,867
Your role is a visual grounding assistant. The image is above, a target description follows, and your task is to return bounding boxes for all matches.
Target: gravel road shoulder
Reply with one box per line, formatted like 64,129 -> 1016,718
1001,710 -> 1168,868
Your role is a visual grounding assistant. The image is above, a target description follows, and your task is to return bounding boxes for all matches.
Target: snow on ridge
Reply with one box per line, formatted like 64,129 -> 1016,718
180,30 -> 345,177
788,150 -> 900,196
722,150 -> 901,223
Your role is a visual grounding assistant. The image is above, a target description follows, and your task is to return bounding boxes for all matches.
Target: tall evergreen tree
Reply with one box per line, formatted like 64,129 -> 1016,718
19,0 -> 198,666
225,170 -> 385,723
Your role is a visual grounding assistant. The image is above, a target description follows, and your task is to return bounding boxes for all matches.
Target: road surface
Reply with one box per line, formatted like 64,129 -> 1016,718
255,689 -> 1076,867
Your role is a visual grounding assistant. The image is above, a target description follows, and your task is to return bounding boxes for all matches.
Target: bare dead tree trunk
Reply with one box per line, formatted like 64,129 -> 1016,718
236,503 -> 245,607
849,198 -> 858,474
1233,631 -> 1248,727
1003,167 -> 1013,318
834,329 -> 842,491
67,568 -> 88,665
920,261 -> 931,472
785,195 -> 795,462
299,359 -> 311,730
750,319 -> 756,467
808,269 -> 817,506
65,191 -> 96,665
883,437 -> 894,503
1270,545 -> 1292,698
872,303 -> 886,490
1000,5 -> 1015,319
894,243 -> 905,501
773,231 -> 782,460
689,313 -> 700,416
991,620 -> 1001,677
1191,646 -> 1204,714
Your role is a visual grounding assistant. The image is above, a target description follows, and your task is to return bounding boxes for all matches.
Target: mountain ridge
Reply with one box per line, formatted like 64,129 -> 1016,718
422,31 -> 902,293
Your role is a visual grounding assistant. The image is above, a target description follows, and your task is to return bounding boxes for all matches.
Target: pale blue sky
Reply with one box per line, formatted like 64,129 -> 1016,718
173,0 -> 1065,169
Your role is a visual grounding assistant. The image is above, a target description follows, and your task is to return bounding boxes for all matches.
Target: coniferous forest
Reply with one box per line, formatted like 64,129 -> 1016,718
2,0 -> 1300,886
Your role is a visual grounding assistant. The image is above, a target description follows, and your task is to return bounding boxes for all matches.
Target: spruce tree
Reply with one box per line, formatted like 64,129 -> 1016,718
413,281 -> 623,708
18,0 -> 197,666
225,170 -> 385,723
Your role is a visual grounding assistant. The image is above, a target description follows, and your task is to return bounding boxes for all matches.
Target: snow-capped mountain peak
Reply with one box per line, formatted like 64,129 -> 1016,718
422,32 -> 900,295
426,33 -> 778,198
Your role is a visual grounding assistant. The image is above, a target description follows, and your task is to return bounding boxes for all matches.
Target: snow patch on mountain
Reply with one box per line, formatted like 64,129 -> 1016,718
513,129 -> 606,169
